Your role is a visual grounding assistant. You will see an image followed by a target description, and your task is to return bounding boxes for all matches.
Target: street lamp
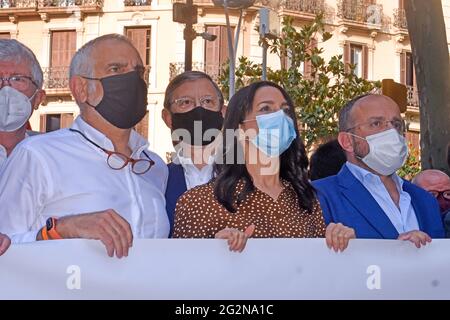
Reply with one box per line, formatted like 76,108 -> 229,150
212,0 -> 255,98
173,1 -> 217,72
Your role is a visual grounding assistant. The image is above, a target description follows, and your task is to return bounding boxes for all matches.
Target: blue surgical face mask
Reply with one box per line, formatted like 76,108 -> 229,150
250,109 -> 297,157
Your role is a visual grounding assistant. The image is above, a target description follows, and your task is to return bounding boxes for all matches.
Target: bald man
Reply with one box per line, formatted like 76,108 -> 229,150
313,94 -> 445,247
413,170 -> 450,215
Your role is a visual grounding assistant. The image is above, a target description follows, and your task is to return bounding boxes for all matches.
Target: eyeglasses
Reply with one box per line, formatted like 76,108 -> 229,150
70,129 -> 155,175
346,119 -> 405,133
171,95 -> 219,112
428,190 -> 450,200
0,75 -> 38,91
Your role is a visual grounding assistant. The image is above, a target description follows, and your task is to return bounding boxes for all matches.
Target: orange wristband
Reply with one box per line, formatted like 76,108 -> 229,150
46,217 -> 63,240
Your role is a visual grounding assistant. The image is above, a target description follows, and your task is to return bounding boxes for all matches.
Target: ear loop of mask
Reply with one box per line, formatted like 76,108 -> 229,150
345,131 -> 367,161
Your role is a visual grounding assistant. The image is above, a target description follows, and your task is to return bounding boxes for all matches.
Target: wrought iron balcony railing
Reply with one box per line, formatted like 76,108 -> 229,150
37,0 -> 103,8
169,62 -> 222,82
282,0 -> 324,15
337,0 -> 383,25
393,8 -> 408,30
407,85 -> 419,108
0,0 -> 37,9
124,0 -> 151,6
43,66 -> 70,91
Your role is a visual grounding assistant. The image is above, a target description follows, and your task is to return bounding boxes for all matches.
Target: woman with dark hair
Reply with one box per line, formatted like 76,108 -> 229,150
173,81 -> 355,252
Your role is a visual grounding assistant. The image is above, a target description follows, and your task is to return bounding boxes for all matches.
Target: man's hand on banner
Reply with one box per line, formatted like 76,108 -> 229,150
398,230 -> 432,248
56,209 -> 133,258
0,233 -> 11,256
215,224 -> 256,252
325,223 -> 356,252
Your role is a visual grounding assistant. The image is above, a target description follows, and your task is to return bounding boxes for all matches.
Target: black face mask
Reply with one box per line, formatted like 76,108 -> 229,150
85,70 -> 147,129
171,107 -> 224,146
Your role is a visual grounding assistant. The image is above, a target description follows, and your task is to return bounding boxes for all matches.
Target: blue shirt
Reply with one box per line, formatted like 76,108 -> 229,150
345,162 -> 420,234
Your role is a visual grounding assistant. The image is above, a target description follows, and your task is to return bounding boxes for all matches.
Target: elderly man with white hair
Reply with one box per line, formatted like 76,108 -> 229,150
0,34 -> 169,258
0,39 -> 46,256
0,39 -> 46,168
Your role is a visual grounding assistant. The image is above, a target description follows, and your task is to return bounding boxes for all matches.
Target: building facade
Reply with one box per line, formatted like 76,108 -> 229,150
1,0 -> 449,159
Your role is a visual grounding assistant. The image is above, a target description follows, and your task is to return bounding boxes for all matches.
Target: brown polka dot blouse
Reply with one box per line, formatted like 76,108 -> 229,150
173,179 -> 326,238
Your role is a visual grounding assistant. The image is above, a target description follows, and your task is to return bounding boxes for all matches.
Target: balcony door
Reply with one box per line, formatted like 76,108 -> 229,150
125,27 -> 151,139
49,30 -> 76,90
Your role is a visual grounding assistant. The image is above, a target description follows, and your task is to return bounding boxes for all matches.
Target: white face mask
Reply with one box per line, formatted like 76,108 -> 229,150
0,144 -> 7,168
0,86 -> 35,132
350,128 -> 408,176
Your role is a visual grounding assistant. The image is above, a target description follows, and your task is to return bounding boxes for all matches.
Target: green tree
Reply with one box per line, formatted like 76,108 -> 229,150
219,14 -> 380,150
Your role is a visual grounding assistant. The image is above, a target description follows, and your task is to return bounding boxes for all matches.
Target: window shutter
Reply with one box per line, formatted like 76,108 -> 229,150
39,114 -> 46,132
126,27 -> 151,67
219,25 -> 235,74
304,38 -> 317,79
362,45 -> 369,79
134,111 -> 149,139
400,51 -> 406,84
60,113 -> 74,129
343,42 -> 351,73
205,26 -> 220,78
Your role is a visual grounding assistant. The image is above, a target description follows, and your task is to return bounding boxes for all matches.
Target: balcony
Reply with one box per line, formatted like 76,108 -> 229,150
393,8 -> 408,30
282,0 -> 324,14
0,0 -> 38,20
337,0 -> 383,29
407,85 -> 419,109
124,0 -> 151,6
37,0 -> 103,20
43,66 -> 70,95
169,62 -> 222,82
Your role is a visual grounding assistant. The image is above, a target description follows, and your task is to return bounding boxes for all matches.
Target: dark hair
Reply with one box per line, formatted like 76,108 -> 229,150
338,93 -> 372,132
163,71 -> 224,111
213,81 -> 315,213
309,139 -> 346,181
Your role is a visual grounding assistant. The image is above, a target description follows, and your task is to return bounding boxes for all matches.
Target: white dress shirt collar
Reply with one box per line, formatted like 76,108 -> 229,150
171,146 -> 215,190
345,161 -> 419,234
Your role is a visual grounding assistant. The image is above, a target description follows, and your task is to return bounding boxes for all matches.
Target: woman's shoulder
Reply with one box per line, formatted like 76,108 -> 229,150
177,181 -> 215,205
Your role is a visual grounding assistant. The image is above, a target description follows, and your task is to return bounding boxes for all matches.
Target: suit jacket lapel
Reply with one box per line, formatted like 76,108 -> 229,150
338,165 -> 399,239
402,182 -> 424,230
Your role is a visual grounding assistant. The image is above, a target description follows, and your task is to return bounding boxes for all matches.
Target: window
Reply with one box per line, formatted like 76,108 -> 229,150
40,113 -> 74,133
50,30 -> 76,68
400,51 -> 418,107
126,27 -> 151,67
281,38 -> 316,79
350,44 -> 363,77
344,42 -> 368,79
405,131 -> 419,151
401,51 -> 416,87
49,30 -> 76,90
204,25 -> 235,80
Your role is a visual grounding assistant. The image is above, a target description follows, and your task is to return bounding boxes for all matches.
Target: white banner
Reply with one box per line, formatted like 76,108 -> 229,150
0,238 -> 449,300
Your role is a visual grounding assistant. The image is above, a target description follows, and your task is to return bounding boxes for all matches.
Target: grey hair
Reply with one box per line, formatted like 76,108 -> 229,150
69,33 -> 138,79
163,71 -> 224,111
338,93 -> 372,132
0,39 -> 43,89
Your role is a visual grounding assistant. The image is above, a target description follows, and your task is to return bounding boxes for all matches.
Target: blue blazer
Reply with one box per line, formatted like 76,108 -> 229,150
165,163 -> 187,237
313,165 -> 445,239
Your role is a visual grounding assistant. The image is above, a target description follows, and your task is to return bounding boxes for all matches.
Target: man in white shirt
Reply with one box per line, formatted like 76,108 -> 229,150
162,71 -> 225,235
0,39 -> 46,169
0,34 -> 169,258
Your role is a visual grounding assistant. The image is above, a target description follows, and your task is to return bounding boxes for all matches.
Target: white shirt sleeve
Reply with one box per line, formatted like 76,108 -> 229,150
0,144 -> 53,243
